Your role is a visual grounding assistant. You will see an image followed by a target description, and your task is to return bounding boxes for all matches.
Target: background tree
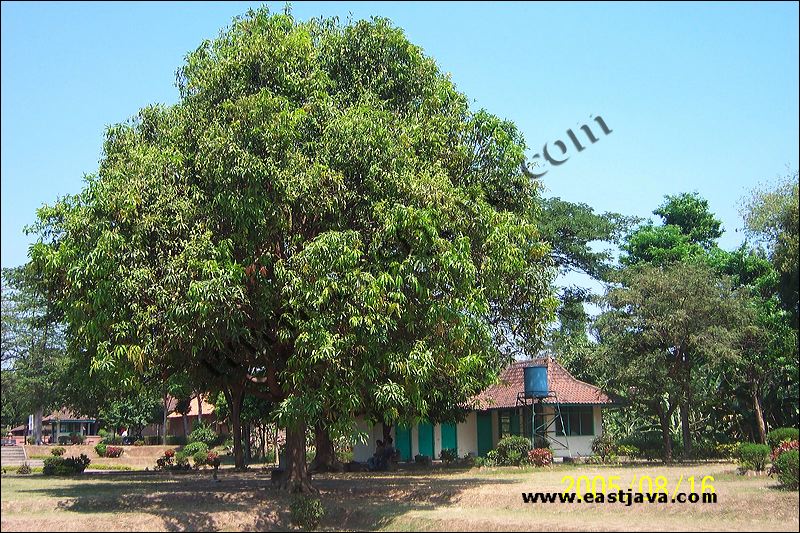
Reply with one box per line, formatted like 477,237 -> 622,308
30,8 -> 555,491
742,171 -> 799,326
1,266 -> 65,443
593,261 -> 741,459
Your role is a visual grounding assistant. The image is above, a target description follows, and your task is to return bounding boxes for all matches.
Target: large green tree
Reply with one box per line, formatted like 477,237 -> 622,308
30,9 -> 555,491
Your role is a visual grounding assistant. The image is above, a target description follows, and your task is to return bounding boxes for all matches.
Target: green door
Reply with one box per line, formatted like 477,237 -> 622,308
477,411 -> 493,456
441,423 -> 457,453
396,425 -> 412,461
417,422 -> 434,458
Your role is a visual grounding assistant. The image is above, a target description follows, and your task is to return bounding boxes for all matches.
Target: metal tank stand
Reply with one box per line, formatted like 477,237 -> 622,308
516,391 -> 570,455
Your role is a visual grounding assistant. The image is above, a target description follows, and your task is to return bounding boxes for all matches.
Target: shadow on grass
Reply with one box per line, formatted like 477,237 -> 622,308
15,469 -> 515,531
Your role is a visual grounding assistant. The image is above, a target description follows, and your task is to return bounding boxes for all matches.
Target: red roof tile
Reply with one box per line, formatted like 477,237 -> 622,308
473,357 -> 617,409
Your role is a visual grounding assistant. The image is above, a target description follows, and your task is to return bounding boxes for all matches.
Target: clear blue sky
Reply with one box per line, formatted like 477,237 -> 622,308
2,1 -> 799,276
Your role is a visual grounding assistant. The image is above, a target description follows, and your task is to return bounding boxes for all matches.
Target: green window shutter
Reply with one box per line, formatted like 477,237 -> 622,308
510,409 -> 520,436
477,412 -> 493,456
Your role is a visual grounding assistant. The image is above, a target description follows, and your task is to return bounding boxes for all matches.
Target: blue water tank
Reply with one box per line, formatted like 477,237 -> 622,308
524,365 -> 549,398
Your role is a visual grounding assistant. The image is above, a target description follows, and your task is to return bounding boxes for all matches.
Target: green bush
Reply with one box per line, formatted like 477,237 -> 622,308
714,443 -> 739,460
494,436 -> 531,466
483,449 -> 500,467
767,428 -> 799,450
69,432 -> 85,445
43,454 -> 91,476
773,450 -> 799,490
102,433 -> 122,445
290,495 -> 325,529
51,446 -> 66,457
192,450 -> 209,468
26,436 -> 35,445
94,442 -> 107,457
188,422 -> 217,447
182,441 -> 209,456
17,463 -> 32,475
133,440 -> 145,446
591,434 -> 617,462
738,443 -> 770,472
617,444 -> 639,458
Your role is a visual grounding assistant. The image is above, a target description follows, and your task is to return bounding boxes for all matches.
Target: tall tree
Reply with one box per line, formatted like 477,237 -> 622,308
593,261 -> 741,460
741,171 -> 799,326
30,8 -> 555,492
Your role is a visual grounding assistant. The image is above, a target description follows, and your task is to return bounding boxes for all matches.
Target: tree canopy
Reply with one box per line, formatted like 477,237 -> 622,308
29,8 -> 555,490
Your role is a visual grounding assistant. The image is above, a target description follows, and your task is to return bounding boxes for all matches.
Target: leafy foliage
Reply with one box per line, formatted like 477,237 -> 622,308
29,7 -> 556,490
43,454 -> 91,476
290,495 -> 325,529
50,447 -> 66,456
737,443 -> 770,472
773,450 -> 799,490
188,422 -> 218,447
527,448 -> 553,467
767,428 -> 800,450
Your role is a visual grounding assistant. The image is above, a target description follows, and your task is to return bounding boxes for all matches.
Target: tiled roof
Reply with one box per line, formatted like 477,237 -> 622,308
472,357 -> 618,409
43,409 -> 95,422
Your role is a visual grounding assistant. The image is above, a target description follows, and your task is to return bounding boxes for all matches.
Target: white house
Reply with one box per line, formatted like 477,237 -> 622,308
353,357 -> 619,462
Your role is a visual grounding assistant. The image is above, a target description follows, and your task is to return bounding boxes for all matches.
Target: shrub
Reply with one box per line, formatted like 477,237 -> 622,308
767,428 -> 799,450
528,448 -> 553,467
69,433 -> 85,445
290,495 -> 325,530
192,450 -> 209,468
771,440 -> 799,462
188,422 -> 217,447
51,447 -> 66,457
144,435 -> 161,446
738,443 -> 770,472
617,444 -> 639,458
154,448 -> 190,471
94,442 -> 107,457
17,463 -> 32,475
591,434 -> 617,463
133,440 -> 145,446
102,433 -> 122,445
484,449 -> 500,467
164,448 -> 176,458
43,454 -> 91,476
439,448 -> 458,465
58,436 -> 71,445
772,450 -> 799,490
26,436 -> 35,445
182,441 -> 209,457
104,446 -> 123,458
714,443 -> 739,460
494,436 -> 531,466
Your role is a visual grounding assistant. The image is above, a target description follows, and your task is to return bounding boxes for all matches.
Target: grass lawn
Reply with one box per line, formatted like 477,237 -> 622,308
1,461 -> 797,531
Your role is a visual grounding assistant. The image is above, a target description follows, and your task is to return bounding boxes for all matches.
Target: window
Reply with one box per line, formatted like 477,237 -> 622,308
498,409 -> 520,439
556,406 -> 594,436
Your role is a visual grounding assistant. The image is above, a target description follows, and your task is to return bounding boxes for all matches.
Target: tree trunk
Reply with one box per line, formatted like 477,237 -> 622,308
751,383 -> 767,445
197,393 -> 204,426
309,423 -> 340,473
182,414 -> 189,436
655,404 -> 673,462
224,382 -> 246,470
33,408 -> 43,445
680,401 -> 692,458
162,392 -> 169,445
281,422 -> 316,493
244,422 -> 252,462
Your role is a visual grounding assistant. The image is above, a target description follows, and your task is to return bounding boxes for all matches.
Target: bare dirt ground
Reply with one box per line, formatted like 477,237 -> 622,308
1,461 -> 797,531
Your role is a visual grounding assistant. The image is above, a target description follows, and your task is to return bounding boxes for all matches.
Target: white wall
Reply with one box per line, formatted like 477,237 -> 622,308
540,405 -> 603,457
351,406 -> 604,462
